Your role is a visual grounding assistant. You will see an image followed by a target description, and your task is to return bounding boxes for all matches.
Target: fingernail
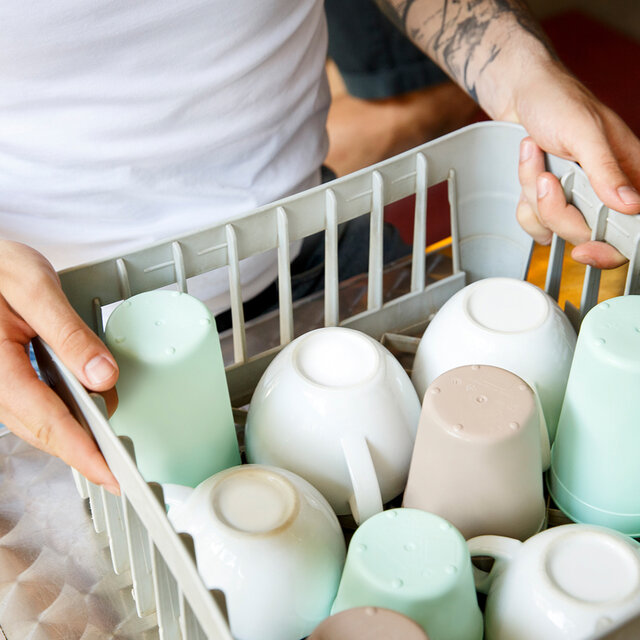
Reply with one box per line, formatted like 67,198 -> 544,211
85,355 -> 117,386
617,186 -> 640,206
102,482 -> 121,497
520,140 -> 533,163
537,176 -> 550,199
574,253 -> 596,267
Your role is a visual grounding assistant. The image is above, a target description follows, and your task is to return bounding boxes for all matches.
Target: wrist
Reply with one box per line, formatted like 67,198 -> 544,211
480,38 -> 562,123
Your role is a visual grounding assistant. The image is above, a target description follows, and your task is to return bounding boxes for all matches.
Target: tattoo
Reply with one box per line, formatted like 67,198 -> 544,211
374,0 -> 557,102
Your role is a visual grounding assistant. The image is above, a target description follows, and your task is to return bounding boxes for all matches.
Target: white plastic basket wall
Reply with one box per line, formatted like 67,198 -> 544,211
35,122 -> 640,640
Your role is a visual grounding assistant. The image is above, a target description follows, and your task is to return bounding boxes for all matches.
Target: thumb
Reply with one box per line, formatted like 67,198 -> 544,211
2,253 -> 118,391
33,292 -> 118,391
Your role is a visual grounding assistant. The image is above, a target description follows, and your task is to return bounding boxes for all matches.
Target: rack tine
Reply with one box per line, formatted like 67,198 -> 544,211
545,234 -> 565,302
578,203 -> 607,320
118,436 -> 156,617
71,468 -> 90,499
150,540 -> 181,640
367,171 -> 384,311
116,258 -> 132,299
92,296 -> 105,339
180,592 -> 209,640
122,494 -> 157,617
147,483 -> 181,640
85,482 -> 107,533
276,207 -> 294,345
324,188 -> 340,327
85,393 -> 110,533
447,169 -> 461,274
172,241 -> 188,294
225,223 -> 247,364
624,235 -> 640,296
102,483 -> 129,574
177,532 -> 214,640
411,152 -> 428,293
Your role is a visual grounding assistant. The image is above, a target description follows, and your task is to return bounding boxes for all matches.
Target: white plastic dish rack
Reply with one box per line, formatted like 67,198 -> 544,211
34,122 -> 640,640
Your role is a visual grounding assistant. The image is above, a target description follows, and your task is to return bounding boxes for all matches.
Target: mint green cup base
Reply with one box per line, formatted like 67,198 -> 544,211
331,508 -> 483,640
105,291 -> 240,487
548,468 -> 640,537
548,296 -> 640,538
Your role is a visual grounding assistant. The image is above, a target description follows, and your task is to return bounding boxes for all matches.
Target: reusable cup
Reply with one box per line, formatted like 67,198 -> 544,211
309,606 -> 430,640
549,296 -> 640,535
403,365 -> 549,540
105,290 -> 240,487
245,327 -> 421,523
331,508 -> 483,640
468,524 -> 640,640
411,277 -> 576,441
165,464 -> 347,640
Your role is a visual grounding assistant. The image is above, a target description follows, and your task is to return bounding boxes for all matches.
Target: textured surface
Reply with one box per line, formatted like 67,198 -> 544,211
0,429 -> 159,640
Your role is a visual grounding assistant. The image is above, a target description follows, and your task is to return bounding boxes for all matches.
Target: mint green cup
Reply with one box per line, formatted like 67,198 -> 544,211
105,290 -> 241,487
549,295 -> 640,535
331,508 -> 483,640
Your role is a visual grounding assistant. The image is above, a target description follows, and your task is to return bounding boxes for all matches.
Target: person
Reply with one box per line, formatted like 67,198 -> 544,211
0,0 -> 638,496
324,0 -> 479,177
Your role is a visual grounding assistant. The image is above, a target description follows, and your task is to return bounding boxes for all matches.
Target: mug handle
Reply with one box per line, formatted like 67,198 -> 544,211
467,535 -> 522,594
340,433 -> 383,525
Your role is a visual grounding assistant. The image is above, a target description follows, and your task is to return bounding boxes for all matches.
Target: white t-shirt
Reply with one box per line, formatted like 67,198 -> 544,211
0,0 -> 329,312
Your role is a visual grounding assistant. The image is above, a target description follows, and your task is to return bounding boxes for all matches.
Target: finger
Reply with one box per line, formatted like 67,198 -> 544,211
1,253 -> 118,392
0,339 -> 120,493
516,194 -> 552,245
518,137 -> 546,211
570,116 -> 640,215
571,241 -> 627,270
536,173 -> 593,246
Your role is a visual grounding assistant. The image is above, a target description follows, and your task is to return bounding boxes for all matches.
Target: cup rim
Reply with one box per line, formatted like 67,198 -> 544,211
291,327 -> 383,391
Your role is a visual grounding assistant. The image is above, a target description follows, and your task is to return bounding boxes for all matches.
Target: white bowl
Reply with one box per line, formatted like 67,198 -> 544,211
412,277 -> 576,441
245,327 -> 421,523
469,524 -> 640,640
165,465 -> 346,640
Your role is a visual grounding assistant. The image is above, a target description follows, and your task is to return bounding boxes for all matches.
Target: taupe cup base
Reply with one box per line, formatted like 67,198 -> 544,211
403,364 -> 547,540
309,607 -> 429,640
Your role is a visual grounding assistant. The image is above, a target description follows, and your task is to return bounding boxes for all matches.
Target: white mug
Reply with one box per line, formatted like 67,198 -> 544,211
165,464 -> 347,640
245,327 -> 421,523
411,277 -> 576,442
468,524 -> 640,640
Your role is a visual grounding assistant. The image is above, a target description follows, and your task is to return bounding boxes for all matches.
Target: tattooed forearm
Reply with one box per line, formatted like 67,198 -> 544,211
374,0 -> 557,103
374,0 -> 419,33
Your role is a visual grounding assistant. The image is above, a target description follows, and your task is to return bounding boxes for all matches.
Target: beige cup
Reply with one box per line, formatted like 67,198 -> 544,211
309,607 -> 430,640
403,365 -> 549,540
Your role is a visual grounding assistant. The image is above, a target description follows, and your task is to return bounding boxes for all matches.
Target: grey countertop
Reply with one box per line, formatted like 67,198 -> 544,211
0,428 -> 159,640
